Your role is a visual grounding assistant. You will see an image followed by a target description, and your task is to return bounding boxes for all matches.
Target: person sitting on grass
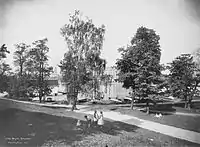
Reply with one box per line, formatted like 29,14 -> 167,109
84,115 -> 92,128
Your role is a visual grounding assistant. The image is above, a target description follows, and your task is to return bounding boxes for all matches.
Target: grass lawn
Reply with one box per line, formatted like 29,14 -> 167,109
0,99 -> 199,147
84,100 -> 200,133
174,102 -> 200,113
94,104 -> 200,133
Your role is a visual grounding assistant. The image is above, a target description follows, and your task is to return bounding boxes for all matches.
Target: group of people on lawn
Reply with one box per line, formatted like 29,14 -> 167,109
76,110 -> 104,129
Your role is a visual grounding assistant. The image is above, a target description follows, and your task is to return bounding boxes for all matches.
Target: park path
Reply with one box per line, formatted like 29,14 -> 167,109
1,97 -> 200,144
77,108 -> 200,144
175,112 -> 200,117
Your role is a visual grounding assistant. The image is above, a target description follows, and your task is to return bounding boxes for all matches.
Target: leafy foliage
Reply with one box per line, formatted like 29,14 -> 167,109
59,10 -> 106,110
13,43 -> 30,76
168,54 -> 200,108
29,38 -> 53,102
116,26 -> 163,100
8,40 -> 53,100
0,44 -> 11,93
8,43 -> 31,98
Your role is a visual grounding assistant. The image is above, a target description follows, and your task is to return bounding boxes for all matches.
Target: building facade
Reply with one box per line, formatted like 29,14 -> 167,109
49,67 -> 131,100
100,67 -> 131,100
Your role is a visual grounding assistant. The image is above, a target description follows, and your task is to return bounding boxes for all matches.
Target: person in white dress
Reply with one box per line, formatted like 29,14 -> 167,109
98,111 -> 104,126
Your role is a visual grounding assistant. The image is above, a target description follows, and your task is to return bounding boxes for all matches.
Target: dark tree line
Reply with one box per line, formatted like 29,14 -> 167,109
0,39 -> 53,103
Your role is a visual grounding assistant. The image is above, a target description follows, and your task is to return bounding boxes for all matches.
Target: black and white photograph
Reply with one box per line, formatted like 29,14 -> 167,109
0,0 -> 200,146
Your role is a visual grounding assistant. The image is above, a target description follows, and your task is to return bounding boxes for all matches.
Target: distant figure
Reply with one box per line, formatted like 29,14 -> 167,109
76,119 -> 82,130
76,120 -> 81,127
93,110 -> 98,126
84,115 -> 92,128
155,113 -> 162,118
98,111 -> 104,126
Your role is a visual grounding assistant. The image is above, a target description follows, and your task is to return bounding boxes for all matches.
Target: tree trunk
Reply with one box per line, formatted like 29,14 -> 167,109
39,95 -> 42,103
146,101 -> 150,114
130,95 -> 135,110
188,98 -> 192,110
184,101 -> 187,108
20,64 -> 23,77
92,70 -> 95,100
71,100 -> 77,111
185,97 -> 188,108
71,93 -> 78,111
184,94 -> 188,108
130,100 -> 134,110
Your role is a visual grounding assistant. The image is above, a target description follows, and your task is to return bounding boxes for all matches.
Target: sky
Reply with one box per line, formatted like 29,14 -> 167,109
1,0 -> 200,71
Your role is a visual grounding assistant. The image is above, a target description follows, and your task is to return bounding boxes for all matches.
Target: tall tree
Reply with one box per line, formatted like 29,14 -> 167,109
60,10 -> 106,110
0,44 -> 11,93
116,26 -> 162,111
9,43 -> 32,98
169,54 -> 200,109
0,44 -> 10,75
29,38 -> 53,103
85,51 -> 106,99
13,43 -> 30,76
59,51 -> 90,106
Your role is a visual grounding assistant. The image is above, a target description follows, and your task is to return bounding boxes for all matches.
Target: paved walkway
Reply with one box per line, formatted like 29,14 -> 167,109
175,112 -> 200,117
1,97 -> 200,144
77,109 -> 200,144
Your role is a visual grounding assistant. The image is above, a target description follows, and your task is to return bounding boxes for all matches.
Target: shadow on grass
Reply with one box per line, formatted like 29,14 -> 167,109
0,108 -> 139,147
134,104 -> 177,116
150,104 -> 176,115
173,102 -> 200,114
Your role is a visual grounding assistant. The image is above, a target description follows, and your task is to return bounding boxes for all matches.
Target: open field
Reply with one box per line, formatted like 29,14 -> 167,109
0,98 -> 199,146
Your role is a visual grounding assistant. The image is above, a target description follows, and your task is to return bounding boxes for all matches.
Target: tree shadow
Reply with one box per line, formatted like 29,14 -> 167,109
0,108 -> 139,147
174,102 -> 200,109
139,104 -> 177,115
174,103 -> 186,108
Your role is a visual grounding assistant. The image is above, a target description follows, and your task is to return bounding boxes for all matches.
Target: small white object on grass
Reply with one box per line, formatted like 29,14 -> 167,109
149,138 -> 154,141
155,113 -> 162,118
76,120 -> 81,127
28,123 -> 33,126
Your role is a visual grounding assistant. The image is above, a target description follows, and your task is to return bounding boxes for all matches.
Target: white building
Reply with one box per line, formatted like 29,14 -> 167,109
101,67 -> 131,100
50,66 -> 131,100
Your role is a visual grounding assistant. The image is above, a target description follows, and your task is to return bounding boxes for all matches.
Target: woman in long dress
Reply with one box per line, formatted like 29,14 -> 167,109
93,110 -> 98,126
97,111 -> 104,126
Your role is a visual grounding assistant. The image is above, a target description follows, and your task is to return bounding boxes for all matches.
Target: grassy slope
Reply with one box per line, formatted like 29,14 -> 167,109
0,108 -> 198,147
0,98 -> 199,147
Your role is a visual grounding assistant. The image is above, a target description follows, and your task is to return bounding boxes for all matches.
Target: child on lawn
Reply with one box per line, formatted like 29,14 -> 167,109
97,111 -> 104,128
84,115 -> 92,128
